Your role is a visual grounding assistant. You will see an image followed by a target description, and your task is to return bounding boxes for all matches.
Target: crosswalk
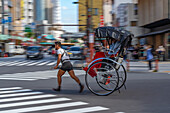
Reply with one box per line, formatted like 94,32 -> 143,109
0,70 -> 86,81
0,87 -> 109,113
0,60 -> 59,67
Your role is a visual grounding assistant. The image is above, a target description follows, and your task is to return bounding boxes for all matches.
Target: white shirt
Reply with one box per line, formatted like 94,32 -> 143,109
57,48 -> 70,63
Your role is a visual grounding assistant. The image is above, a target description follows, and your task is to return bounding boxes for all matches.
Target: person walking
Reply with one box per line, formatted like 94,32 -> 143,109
146,45 -> 154,71
52,41 -> 84,93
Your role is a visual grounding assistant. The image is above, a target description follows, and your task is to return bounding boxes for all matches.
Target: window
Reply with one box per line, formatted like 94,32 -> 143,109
168,35 -> 170,44
131,21 -> 137,26
0,6 -> 2,13
93,8 -> 98,15
28,2 -> 32,5
124,17 -> 127,22
134,4 -> 138,15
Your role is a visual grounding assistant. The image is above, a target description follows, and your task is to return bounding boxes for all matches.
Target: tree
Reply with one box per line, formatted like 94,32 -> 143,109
25,32 -> 34,38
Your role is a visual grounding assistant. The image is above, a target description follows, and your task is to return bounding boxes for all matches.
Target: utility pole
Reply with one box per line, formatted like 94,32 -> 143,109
168,0 -> 170,19
1,0 -> 5,34
86,0 -> 89,44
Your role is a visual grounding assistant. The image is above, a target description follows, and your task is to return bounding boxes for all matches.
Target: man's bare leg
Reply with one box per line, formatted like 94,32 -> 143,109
53,69 -> 65,91
68,70 -> 84,93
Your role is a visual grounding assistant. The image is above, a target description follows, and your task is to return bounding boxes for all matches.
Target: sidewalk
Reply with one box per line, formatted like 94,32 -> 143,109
126,61 -> 170,73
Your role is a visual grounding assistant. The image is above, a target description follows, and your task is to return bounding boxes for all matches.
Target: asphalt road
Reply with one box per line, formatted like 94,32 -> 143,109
0,54 -> 170,113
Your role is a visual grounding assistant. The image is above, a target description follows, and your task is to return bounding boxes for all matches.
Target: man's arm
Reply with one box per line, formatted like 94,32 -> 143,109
54,54 -> 62,69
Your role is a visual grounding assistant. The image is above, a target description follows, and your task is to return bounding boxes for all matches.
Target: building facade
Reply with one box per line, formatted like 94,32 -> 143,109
10,0 -> 24,36
78,0 -> 103,32
52,0 -> 61,24
137,0 -> 170,60
34,0 -> 52,34
117,3 -> 144,45
103,0 -> 112,26
34,0 -> 63,39
0,1 -> 2,34
21,0 -> 34,25
0,0 -> 13,35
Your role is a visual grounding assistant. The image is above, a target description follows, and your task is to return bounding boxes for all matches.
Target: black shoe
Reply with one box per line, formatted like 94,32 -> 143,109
79,85 -> 84,93
52,88 -> 61,92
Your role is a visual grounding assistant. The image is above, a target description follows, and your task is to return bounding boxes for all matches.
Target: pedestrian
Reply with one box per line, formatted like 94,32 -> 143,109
146,45 -> 154,71
156,45 -> 165,61
52,41 -> 84,93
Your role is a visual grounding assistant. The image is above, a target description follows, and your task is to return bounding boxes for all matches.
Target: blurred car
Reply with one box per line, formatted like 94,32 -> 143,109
26,46 -> 44,59
43,46 -> 49,52
47,47 -> 53,55
68,46 -> 84,60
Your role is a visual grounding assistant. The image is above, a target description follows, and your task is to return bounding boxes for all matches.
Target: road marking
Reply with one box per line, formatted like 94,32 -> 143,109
27,60 -> 45,66
0,98 -> 71,108
0,70 -> 84,81
0,94 -> 56,103
0,102 -> 88,113
0,74 -> 54,79
47,61 -> 57,66
0,87 -> 22,91
0,89 -> 32,94
0,77 -> 36,81
17,61 -> 35,66
52,106 -> 109,113
0,60 -> 22,66
7,60 -> 28,66
0,92 -> 42,98
0,61 -> 13,66
37,61 -> 52,66
115,112 -> 125,113
0,87 -> 110,113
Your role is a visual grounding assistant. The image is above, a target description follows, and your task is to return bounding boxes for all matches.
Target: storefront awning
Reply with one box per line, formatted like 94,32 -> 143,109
39,42 -> 54,45
136,29 -> 170,38
0,35 -> 10,40
0,34 -> 36,42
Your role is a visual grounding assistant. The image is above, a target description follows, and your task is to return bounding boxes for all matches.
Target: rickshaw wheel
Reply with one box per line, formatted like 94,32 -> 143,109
85,62 -> 119,96
115,65 -> 127,90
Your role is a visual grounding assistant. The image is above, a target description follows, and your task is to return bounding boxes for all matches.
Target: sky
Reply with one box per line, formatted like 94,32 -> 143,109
60,0 -> 133,33
60,0 -> 78,33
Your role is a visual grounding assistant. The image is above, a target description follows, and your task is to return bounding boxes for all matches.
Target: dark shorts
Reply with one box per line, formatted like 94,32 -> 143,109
60,61 -> 73,72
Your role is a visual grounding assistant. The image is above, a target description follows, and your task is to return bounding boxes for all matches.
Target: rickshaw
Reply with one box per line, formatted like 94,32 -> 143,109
83,27 -> 134,96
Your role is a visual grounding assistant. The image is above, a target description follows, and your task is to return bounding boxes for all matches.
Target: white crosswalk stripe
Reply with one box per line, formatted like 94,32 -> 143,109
0,70 -> 85,81
52,106 -> 110,113
37,61 -> 51,66
0,60 -> 55,66
0,60 -> 21,66
0,92 -> 42,98
0,98 -> 71,108
27,60 -> 45,66
0,87 -> 109,113
0,60 -> 78,67
7,60 -> 27,66
0,60 -> 79,67
0,89 -> 32,94
0,87 -> 22,91
47,61 -> 57,66
0,77 -> 36,81
16,61 -> 36,66
0,94 -> 56,103
0,61 -> 13,66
